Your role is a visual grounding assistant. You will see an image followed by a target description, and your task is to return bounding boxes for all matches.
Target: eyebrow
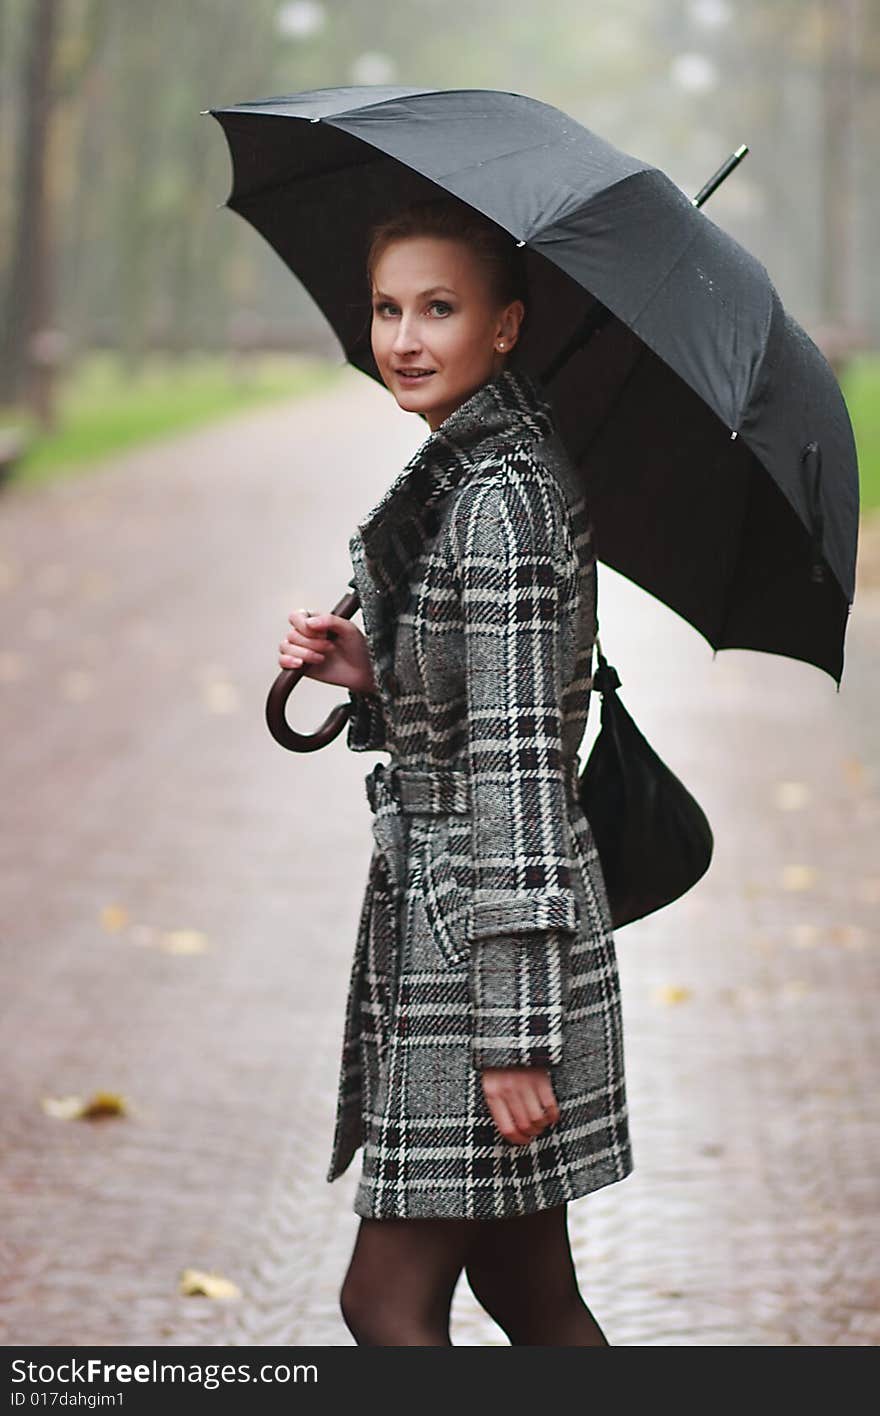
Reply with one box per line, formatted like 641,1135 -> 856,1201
372,286 -> 457,299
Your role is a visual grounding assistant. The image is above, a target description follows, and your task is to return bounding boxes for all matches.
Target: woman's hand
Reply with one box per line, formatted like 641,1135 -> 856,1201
480,1066 -> 560,1145
279,609 -> 377,695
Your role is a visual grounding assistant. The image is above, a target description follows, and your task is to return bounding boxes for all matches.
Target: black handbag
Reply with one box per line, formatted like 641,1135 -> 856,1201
578,635 -> 714,930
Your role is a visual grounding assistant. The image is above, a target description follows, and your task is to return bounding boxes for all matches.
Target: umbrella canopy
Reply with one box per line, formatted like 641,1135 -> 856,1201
207,85 -> 859,684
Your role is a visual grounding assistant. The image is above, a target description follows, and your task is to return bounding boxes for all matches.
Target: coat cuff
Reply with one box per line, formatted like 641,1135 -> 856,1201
345,688 -> 387,752
470,929 -> 572,1070
470,889 -> 579,941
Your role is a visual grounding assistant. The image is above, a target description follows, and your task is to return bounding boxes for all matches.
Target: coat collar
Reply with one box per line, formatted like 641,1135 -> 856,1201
347,365 -> 557,701
353,365 -> 556,581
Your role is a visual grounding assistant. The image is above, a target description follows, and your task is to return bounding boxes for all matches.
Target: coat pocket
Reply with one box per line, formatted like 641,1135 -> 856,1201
415,827 -> 471,972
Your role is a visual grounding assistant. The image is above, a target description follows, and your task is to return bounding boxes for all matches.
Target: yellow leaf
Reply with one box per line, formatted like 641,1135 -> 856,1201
653,984 -> 692,1006
81,1091 -> 128,1117
179,1268 -> 241,1300
159,929 -> 209,954
781,864 -> 816,891
101,903 -> 129,932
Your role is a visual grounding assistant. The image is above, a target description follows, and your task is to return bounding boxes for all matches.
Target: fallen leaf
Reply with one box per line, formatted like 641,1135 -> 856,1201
42,1090 -> 127,1120
79,1091 -> 128,1117
179,1268 -> 241,1300
653,984 -> 692,1006
101,903 -> 129,932
781,864 -> 816,891
842,756 -> 866,789
159,929 -> 209,954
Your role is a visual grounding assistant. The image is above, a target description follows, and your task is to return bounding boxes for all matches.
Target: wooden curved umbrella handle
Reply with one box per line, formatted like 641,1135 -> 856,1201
265,587 -> 361,751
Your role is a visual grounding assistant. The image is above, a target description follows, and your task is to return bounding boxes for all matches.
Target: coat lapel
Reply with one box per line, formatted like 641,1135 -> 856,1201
348,366 -> 557,703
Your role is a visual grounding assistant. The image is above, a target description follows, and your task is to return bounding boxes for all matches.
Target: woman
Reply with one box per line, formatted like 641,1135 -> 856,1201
278,197 -> 633,1346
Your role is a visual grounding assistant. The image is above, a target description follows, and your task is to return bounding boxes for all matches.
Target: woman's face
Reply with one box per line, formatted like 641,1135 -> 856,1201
370,235 -> 524,432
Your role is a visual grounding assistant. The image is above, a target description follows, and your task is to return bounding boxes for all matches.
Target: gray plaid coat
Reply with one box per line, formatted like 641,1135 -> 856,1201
326,365 -> 633,1219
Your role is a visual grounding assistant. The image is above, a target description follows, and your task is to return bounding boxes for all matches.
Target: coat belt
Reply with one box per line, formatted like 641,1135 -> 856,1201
363,761 -> 470,902
363,756 -> 582,901
365,760 -> 472,818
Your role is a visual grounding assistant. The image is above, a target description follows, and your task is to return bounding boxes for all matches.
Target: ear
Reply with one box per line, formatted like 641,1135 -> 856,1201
498,298 -> 525,350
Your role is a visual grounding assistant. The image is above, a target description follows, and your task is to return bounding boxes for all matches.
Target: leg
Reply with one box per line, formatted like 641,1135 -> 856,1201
464,1201 -> 610,1346
339,1215 -> 478,1346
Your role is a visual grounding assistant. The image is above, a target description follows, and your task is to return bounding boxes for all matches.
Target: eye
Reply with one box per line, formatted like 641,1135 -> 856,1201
371,299 -> 453,316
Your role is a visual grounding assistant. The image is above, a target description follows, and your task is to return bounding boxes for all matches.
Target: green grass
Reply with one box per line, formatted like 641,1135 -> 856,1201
1,346 -> 877,510
841,353 -> 880,514
0,351 -> 345,486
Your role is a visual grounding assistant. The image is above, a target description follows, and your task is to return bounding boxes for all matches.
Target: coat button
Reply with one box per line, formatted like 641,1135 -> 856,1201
382,668 -> 401,696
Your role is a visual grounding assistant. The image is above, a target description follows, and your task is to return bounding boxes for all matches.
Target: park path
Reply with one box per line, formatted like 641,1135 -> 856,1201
0,369 -> 877,1346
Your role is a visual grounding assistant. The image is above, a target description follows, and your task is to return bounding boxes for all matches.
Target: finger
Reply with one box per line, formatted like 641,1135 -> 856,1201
506,1088 -> 545,1141
302,611 -> 341,642
534,1072 -> 560,1126
287,608 -> 328,640
519,1080 -> 553,1131
279,637 -> 327,661
489,1092 -> 533,1146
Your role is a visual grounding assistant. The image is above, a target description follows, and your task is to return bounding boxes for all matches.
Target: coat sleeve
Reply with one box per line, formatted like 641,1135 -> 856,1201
343,569 -> 388,752
345,687 -> 388,752
449,464 -> 579,1070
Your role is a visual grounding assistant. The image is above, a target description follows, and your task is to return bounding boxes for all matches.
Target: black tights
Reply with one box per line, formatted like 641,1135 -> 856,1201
339,1201 -> 609,1346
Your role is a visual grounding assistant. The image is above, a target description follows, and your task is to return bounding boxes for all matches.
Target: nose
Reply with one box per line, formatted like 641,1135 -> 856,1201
391,311 -> 421,354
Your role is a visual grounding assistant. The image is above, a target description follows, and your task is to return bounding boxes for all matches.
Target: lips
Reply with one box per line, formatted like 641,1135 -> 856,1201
396,369 -> 435,380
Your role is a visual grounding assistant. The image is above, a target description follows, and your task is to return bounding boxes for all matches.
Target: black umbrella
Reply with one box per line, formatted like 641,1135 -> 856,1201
206,85 -> 859,744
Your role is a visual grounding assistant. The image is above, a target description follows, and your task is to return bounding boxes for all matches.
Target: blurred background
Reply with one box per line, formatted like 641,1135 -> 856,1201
0,0 -> 877,497
1,0 -> 878,1350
